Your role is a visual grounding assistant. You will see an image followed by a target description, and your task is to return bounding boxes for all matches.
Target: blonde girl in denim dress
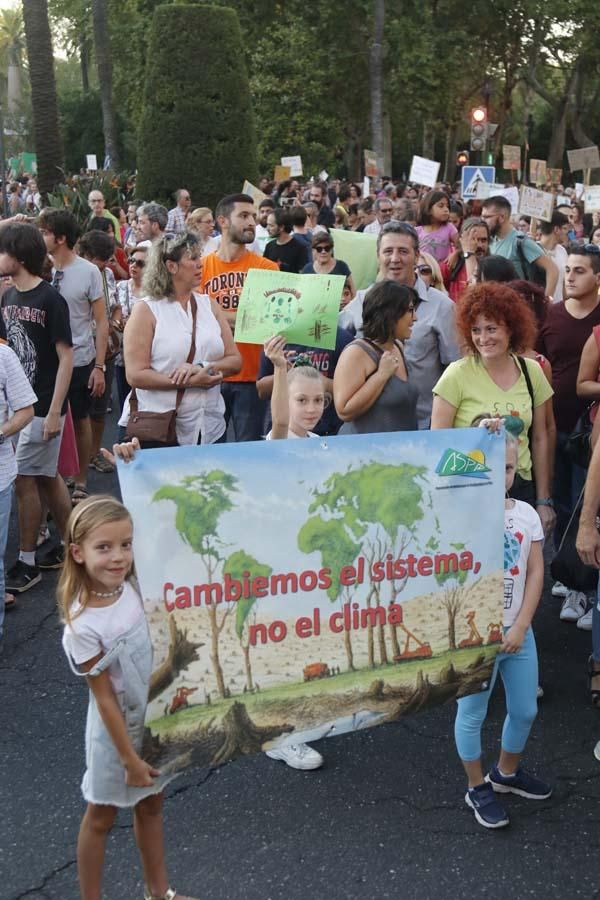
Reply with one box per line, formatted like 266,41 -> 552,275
58,495 -> 198,900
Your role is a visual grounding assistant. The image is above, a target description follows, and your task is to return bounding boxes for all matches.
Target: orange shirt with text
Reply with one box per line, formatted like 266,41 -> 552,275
202,250 -> 278,382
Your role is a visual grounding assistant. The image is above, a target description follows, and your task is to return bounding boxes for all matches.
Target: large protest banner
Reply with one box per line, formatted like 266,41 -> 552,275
119,429 -> 505,774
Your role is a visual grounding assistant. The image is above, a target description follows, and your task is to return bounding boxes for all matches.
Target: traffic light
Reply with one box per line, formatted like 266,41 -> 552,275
456,150 -> 470,166
470,107 -> 488,152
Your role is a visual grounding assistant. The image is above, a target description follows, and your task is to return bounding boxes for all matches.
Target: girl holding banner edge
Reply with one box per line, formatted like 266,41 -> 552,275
58,493 -> 199,900
453,428 -> 552,829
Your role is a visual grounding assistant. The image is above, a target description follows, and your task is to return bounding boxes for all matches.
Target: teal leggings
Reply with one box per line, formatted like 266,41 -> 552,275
454,627 -> 538,761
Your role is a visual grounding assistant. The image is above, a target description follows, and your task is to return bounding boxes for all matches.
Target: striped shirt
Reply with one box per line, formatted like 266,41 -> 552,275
0,343 -> 37,490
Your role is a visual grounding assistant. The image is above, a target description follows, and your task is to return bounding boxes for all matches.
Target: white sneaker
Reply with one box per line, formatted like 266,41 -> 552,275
552,581 -> 569,598
577,607 -> 594,631
265,742 -> 323,770
560,591 -> 587,622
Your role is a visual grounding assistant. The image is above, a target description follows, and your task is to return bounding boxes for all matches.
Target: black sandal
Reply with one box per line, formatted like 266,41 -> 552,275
588,655 -> 600,707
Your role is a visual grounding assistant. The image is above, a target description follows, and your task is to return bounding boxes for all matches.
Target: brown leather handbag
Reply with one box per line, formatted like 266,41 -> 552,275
125,296 -> 197,447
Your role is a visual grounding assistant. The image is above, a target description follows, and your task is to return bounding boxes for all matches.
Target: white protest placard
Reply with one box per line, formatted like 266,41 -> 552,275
363,176 -> 370,197
319,170 -> 329,182
281,155 -> 303,177
518,186 -> 554,222
575,182 -> 585,200
242,180 -> 267,208
555,195 -> 571,207
567,146 -> 600,172
502,145 -> 521,171
584,186 -> 600,214
477,183 -> 519,215
86,154 -> 97,171
408,155 -> 440,188
529,159 -> 547,186
475,181 -> 506,200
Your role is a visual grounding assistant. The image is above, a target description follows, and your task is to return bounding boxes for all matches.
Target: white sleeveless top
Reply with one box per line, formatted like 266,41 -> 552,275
119,293 -> 225,445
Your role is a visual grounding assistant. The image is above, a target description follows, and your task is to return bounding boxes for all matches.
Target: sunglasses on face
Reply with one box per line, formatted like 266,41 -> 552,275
315,246 -> 332,253
129,257 -> 146,268
416,264 -> 432,276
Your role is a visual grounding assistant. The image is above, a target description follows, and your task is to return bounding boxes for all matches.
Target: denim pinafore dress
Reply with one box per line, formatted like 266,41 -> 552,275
65,611 -> 177,808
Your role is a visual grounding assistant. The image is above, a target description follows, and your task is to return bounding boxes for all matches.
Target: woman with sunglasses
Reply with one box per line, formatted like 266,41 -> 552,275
416,252 -> 448,294
301,232 -> 356,296
119,231 -> 241,447
113,243 -> 149,416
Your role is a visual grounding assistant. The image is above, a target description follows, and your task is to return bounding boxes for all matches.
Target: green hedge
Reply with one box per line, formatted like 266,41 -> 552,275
136,3 -> 258,209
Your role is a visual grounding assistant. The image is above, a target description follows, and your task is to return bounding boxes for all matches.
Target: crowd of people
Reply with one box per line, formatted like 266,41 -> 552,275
3,168 -> 600,895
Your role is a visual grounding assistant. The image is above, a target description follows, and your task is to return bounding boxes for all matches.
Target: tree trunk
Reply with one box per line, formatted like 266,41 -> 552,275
443,123 -> 457,183
366,588 -> 375,669
547,97 -> 569,169
80,34 -> 90,95
447,609 -> 457,651
242,643 -> 254,692
422,120 -> 435,161
343,628 -> 355,671
375,592 -> 388,665
369,0 -> 385,166
207,603 -> 227,698
22,0 -> 63,197
91,0 -> 120,169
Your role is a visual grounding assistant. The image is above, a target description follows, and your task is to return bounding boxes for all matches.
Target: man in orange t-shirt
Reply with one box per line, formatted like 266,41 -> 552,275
202,193 -> 278,441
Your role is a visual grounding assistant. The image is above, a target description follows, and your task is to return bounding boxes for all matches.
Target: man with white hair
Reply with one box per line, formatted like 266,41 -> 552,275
167,188 -> 191,234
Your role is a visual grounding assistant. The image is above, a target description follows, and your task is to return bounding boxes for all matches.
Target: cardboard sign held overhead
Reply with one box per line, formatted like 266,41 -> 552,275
567,146 -> 600,172
242,180 -> 267,209
502,145 -> 521,171
477,183 -> 519,215
529,159 -> 547,186
474,181 -> 505,200
364,149 -> 379,178
362,176 -> 370,198
584,186 -> 600,214
281,156 -> 303,177
408,155 -> 440,189
273,165 -> 291,182
546,167 -> 562,186
86,154 -> 98,171
518,185 -> 554,222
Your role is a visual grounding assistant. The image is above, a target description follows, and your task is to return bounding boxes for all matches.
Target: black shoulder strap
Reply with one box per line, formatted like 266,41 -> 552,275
517,355 -> 536,448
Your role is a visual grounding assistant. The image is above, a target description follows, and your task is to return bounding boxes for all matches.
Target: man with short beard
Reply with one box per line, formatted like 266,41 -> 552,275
202,194 -> 278,441
482,195 -> 558,296
308,182 -> 335,228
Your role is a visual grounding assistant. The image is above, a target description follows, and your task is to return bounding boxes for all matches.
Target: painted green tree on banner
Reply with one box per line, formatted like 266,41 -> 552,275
299,462 -> 427,669
225,550 -> 272,693
153,471 -> 238,700
434,541 -> 471,651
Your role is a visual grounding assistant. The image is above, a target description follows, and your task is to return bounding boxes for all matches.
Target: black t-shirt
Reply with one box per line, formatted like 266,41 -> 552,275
301,259 -> 351,277
264,235 -> 310,273
257,326 -> 353,435
2,280 -> 73,416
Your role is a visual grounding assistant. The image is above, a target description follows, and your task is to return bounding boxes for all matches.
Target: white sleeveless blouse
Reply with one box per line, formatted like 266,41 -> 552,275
119,293 -> 225,445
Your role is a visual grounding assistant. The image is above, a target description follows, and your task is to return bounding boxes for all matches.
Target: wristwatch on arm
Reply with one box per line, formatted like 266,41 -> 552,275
535,498 -> 554,507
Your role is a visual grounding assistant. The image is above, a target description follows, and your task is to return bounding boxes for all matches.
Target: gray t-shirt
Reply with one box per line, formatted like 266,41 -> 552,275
53,256 -> 103,367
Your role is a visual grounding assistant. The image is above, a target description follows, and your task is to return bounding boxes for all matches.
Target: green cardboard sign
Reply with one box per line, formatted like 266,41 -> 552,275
331,229 -> 378,291
235,269 -> 344,350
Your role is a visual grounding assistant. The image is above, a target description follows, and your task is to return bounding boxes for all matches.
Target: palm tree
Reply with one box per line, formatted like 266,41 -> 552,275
0,8 -> 25,117
91,0 -> 120,169
22,0 -> 63,196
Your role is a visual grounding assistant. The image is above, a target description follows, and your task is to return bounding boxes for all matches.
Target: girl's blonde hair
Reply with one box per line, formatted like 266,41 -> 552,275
57,495 -> 134,624
287,361 -> 324,390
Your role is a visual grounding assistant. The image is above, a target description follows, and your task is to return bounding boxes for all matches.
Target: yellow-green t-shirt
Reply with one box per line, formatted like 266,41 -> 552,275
432,355 -> 553,480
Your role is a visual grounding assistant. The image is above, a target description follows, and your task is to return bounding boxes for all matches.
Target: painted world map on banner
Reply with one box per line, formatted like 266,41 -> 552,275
118,430 -> 505,775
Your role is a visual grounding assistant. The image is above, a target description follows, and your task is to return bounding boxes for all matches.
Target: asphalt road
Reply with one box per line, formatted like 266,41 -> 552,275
3,416 -> 600,900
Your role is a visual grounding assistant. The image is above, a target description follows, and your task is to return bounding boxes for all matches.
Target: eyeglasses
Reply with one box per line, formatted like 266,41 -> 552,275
416,265 -> 432,276
129,257 -> 146,268
315,246 -> 332,253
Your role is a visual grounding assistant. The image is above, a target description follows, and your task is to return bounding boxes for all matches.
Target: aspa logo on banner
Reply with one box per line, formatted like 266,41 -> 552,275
436,447 -> 492,482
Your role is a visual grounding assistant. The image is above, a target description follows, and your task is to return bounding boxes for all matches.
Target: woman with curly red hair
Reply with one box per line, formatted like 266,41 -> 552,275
431,282 -> 555,535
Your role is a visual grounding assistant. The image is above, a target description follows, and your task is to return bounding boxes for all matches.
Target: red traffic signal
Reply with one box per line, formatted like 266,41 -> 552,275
471,107 -> 487,124
456,150 -> 470,166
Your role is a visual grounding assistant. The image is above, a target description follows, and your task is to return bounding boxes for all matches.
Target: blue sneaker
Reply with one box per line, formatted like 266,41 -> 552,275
486,764 -> 552,800
465,782 -> 509,829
